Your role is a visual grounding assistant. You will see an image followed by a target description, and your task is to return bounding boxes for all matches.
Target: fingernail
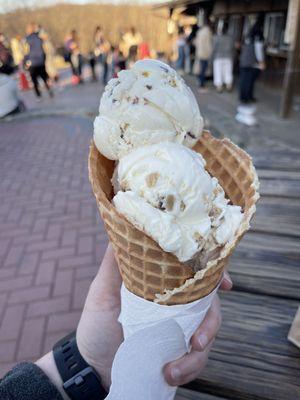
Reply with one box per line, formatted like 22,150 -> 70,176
171,368 -> 181,381
197,333 -> 208,349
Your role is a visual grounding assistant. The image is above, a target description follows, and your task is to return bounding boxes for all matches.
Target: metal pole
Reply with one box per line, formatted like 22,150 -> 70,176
280,0 -> 300,118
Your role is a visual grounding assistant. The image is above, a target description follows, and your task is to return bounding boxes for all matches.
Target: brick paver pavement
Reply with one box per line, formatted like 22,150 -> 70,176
0,114 -> 107,375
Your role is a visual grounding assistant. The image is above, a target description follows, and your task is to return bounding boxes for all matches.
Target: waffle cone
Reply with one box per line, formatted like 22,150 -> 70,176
88,131 -> 259,305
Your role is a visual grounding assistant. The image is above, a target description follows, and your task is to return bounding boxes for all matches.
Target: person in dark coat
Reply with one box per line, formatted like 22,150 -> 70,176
25,22 -> 53,98
239,16 -> 265,103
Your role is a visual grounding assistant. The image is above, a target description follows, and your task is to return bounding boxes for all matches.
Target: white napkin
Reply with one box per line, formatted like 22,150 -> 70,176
106,283 -> 218,400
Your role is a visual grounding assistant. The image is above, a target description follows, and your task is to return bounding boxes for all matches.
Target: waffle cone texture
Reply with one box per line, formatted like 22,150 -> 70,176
88,131 -> 259,305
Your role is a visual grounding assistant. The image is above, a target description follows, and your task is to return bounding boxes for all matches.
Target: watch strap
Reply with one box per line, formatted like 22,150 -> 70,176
53,331 -> 108,400
53,331 -> 88,382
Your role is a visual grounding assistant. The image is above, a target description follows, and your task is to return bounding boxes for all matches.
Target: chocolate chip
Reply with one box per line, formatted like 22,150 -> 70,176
146,85 -> 152,90
187,131 -> 196,139
160,66 -> 169,73
168,78 -> 177,87
193,232 -> 204,248
132,96 -> 139,105
120,122 -> 129,134
166,195 -> 175,211
158,200 -> 166,211
146,172 -> 160,188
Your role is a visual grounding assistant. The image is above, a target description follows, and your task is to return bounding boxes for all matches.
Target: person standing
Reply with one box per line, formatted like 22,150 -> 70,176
64,30 -> 83,85
122,27 -> 143,66
212,21 -> 234,92
100,37 -> 111,85
11,34 -> 30,91
194,20 -> 213,93
24,23 -> 53,98
93,27 -> 110,84
40,30 -> 58,83
175,27 -> 186,74
94,26 -> 104,63
110,46 -> 126,78
239,18 -> 265,104
0,33 -> 14,75
10,35 -> 25,68
184,25 -> 192,74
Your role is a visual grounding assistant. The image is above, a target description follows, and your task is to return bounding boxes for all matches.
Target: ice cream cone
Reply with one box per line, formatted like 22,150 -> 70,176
88,131 -> 259,305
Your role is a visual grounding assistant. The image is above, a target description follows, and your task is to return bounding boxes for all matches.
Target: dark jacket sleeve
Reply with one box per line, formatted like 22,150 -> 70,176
0,362 -> 63,400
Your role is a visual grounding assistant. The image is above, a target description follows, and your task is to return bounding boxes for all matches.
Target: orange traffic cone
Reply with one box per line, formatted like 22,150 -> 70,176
19,71 -> 30,91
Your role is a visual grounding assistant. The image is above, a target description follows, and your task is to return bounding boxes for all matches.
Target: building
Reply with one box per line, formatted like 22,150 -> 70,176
154,0 -> 300,117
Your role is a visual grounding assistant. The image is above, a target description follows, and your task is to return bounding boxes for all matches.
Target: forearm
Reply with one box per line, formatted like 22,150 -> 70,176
36,352 -> 69,400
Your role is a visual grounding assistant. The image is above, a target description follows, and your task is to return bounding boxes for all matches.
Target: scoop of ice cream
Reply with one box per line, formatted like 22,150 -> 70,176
113,142 -> 243,263
113,142 -> 243,262
94,59 -> 203,160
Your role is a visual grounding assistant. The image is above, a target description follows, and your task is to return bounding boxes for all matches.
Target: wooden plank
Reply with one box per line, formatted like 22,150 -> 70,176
252,151 -> 300,171
258,178 -> 300,198
176,388 -> 230,400
237,231 -> 300,254
251,199 -> 300,237
185,291 -> 300,400
227,232 -> 300,300
257,169 -> 300,180
229,255 -> 300,300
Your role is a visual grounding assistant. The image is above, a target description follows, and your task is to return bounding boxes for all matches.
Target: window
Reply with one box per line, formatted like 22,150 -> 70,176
264,13 -> 286,50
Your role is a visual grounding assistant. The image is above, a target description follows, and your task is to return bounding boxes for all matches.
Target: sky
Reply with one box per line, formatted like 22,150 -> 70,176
0,0 -> 167,13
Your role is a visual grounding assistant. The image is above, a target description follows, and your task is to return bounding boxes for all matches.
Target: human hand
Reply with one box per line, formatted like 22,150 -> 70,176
76,244 -> 123,391
78,246 -> 232,389
163,272 -> 232,386
259,62 -> 266,70
37,246 -> 232,397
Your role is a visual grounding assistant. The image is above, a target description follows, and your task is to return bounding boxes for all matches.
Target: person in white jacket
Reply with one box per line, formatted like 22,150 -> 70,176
194,22 -> 213,93
212,21 -> 234,92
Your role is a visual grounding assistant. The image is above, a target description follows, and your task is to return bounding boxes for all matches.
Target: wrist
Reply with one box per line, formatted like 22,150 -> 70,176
76,332 -> 110,391
36,352 -> 70,400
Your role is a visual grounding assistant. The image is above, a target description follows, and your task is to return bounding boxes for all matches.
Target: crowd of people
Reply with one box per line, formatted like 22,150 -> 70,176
174,16 -> 266,106
62,25 -> 148,85
0,18 -> 266,124
0,23 -> 150,107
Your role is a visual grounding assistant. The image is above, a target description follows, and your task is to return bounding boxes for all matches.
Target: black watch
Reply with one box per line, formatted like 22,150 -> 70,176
53,331 -> 108,400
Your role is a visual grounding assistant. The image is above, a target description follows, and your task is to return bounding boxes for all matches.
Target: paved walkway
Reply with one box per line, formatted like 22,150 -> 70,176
0,111 -> 108,374
0,75 -> 299,399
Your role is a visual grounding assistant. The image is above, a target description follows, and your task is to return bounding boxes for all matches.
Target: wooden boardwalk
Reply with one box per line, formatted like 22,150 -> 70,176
175,139 -> 300,399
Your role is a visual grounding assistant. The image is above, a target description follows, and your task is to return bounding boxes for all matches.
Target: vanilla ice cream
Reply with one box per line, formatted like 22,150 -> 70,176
94,59 -> 203,160
113,142 -> 243,264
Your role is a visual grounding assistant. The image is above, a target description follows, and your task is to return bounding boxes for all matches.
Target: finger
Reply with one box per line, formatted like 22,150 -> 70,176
219,271 -> 233,291
190,295 -> 221,351
164,344 -> 212,386
97,244 -> 122,287
88,244 -> 122,305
